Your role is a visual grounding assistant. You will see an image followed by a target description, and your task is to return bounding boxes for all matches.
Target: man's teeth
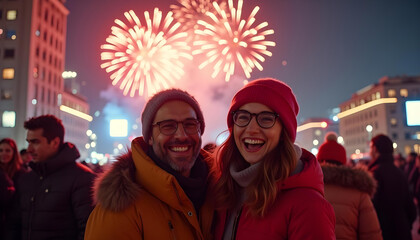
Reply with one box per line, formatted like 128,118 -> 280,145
244,139 -> 264,144
171,146 -> 188,152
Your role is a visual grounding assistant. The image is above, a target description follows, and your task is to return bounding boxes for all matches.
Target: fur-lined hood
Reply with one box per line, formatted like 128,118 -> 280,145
321,164 -> 377,197
93,150 -> 141,212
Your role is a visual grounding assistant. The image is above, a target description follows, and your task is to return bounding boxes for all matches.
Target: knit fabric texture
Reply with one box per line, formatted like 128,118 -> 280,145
317,140 -> 347,165
227,78 -> 299,142
141,89 -> 205,142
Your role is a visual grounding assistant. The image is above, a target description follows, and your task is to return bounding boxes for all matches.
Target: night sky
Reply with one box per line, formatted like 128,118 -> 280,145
64,0 -> 420,152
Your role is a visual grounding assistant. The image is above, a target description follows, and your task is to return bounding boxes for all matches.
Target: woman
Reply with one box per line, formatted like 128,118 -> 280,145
317,132 -> 382,240
213,78 -> 335,239
0,138 -> 25,182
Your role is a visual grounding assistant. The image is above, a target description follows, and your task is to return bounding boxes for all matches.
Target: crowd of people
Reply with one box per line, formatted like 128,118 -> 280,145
1,77 -> 419,240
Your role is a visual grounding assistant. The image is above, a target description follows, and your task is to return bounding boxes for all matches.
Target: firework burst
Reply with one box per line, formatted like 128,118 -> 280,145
194,0 -> 276,82
100,9 -> 192,98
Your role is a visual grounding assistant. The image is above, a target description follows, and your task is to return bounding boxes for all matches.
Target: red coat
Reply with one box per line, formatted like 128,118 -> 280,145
215,149 -> 336,240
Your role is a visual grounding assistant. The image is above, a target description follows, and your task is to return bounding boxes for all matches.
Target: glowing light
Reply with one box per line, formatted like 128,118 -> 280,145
311,148 -> 319,155
337,136 -> 344,144
355,149 -> 360,154
110,119 -> 128,137
194,0 -> 275,81
101,9 -> 192,98
297,121 -> 328,132
62,71 -> 77,79
313,139 -> 319,146
393,143 -> 397,149
60,105 -> 93,122
337,98 -> 397,119
366,125 -> 373,133
86,130 -> 92,136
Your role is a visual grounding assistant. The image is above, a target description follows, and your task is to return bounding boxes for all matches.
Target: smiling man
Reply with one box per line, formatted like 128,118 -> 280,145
85,89 -> 215,240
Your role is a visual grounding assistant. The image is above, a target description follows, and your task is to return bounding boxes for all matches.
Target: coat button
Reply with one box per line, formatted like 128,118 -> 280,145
30,197 -> 35,202
187,211 -> 193,216
45,189 -> 49,193
40,176 -> 43,180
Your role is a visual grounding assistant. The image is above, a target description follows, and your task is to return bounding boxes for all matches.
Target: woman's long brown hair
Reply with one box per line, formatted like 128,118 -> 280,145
0,138 -> 23,179
213,127 -> 297,217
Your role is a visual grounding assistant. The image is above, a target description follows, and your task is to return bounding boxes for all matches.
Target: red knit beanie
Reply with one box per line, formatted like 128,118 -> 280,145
227,78 -> 299,142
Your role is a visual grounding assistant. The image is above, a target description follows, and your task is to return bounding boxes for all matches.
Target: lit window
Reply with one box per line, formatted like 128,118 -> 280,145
376,92 -> 381,99
6,10 -> 17,20
2,111 -> 16,127
2,68 -> 15,79
388,89 -> 396,97
1,89 -> 12,100
390,118 -> 397,127
4,49 -> 15,58
6,30 -> 17,40
400,89 -> 408,98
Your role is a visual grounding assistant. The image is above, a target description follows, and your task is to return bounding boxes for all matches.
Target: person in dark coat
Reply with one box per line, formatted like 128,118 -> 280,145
0,170 -> 14,239
368,134 -> 416,240
8,115 -> 96,240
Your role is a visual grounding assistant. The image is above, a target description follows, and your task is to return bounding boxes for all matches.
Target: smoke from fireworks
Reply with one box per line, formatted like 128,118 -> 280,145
100,9 -> 192,98
194,0 -> 276,82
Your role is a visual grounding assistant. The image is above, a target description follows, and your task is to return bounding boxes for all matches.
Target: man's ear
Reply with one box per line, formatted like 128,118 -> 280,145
51,137 -> 61,150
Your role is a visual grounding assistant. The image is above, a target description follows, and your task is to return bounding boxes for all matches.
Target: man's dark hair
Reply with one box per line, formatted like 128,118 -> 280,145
24,115 -> 65,145
371,134 -> 393,156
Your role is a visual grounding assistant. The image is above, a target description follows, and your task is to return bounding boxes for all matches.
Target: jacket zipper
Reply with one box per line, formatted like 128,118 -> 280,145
231,208 -> 243,240
168,220 -> 177,240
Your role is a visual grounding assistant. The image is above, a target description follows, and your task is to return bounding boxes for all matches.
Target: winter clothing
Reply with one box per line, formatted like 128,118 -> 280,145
369,157 -> 416,240
317,138 -> 347,165
85,137 -> 215,240
10,143 -> 96,240
214,148 -> 336,240
0,170 -> 14,239
141,89 -> 205,142
227,78 -> 299,142
321,164 -> 382,240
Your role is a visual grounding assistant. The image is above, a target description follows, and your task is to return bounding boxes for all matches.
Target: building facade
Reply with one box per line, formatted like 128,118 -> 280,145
0,0 -> 91,153
338,76 -> 420,158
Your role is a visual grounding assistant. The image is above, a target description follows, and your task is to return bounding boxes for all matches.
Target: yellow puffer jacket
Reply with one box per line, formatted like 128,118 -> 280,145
85,137 -> 215,240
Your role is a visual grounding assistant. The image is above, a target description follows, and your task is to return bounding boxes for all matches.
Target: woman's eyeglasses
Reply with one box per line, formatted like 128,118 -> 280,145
232,110 -> 279,129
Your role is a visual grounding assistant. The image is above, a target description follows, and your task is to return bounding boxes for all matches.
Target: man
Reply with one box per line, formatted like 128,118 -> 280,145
19,149 -> 32,171
85,89 -> 215,240
9,115 -> 96,240
368,134 -> 416,240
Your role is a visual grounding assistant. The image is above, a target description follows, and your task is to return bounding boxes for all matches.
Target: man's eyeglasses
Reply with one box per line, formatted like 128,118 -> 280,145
232,110 -> 279,129
152,119 -> 201,136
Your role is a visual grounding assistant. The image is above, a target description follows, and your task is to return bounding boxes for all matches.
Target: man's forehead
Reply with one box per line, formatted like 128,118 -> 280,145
154,100 -> 197,122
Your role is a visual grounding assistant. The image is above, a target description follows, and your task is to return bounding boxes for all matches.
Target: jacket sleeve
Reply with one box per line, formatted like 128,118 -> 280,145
85,204 -> 143,240
358,193 -> 383,240
288,193 -> 336,240
71,171 -> 96,240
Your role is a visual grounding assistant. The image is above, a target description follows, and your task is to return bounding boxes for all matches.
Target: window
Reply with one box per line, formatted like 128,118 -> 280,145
2,111 -> 16,128
400,89 -> 408,98
6,30 -> 17,40
2,68 -> 14,79
390,118 -> 397,127
376,92 -> 381,99
388,89 -> 396,97
1,89 -> 12,100
6,10 -> 17,20
4,49 -> 15,58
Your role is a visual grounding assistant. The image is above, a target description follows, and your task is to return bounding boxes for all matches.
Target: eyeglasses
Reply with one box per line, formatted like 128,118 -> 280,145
232,110 -> 279,129
152,119 -> 201,136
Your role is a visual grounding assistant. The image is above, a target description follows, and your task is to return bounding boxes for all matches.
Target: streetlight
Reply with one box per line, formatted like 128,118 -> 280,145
366,124 -> 373,141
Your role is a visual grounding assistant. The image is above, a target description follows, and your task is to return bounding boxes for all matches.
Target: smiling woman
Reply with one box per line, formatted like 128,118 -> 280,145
212,78 -> 336,240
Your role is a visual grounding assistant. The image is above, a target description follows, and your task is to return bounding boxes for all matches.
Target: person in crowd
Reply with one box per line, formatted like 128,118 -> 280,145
0,138 -> 26,182
368,134 -> 416,240
213,78 -> 335,239
317,132 -> 382,239
85,89 -> 215,240
19,149 -> 32,171
0,169 -> 14,239
405,152 -> 417,180
408,153 -> 420,234
8,115 -> 96,240
394,152 -> 406,171
317,131 -> 347,165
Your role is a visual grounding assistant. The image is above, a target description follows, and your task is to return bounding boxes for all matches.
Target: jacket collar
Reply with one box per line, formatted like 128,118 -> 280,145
29,142 -> 80,177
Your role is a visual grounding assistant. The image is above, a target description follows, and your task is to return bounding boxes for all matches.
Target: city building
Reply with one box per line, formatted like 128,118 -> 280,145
0,0 -> 92,153
295,118 -> 340,155
338,75 -> 420,159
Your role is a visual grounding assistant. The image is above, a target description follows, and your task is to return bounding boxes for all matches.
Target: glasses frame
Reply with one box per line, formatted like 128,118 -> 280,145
232,110 -> 279,129
152,118 -> 201,136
